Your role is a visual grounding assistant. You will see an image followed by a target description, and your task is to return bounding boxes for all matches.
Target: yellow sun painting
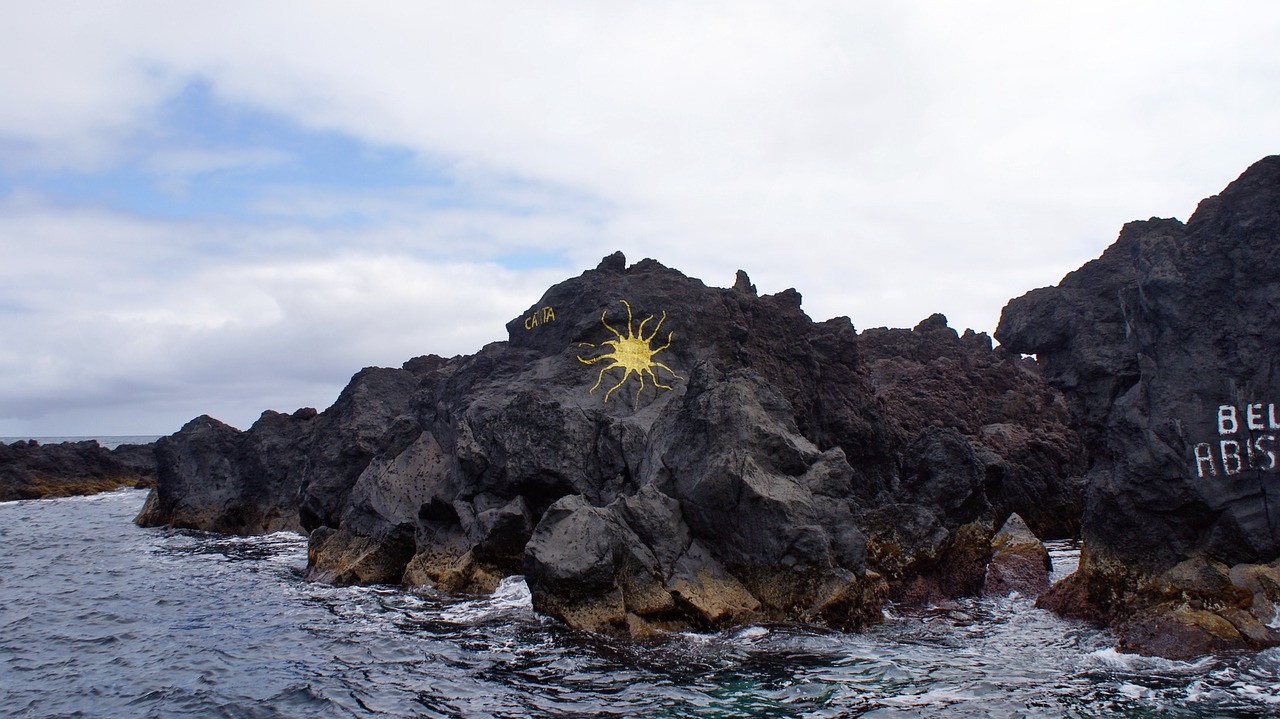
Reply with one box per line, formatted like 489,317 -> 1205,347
577,299 -> 682,409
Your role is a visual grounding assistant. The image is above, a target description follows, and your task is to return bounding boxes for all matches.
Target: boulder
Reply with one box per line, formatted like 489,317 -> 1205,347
1001,155 -> 1280,656
982,513 -> 1051,597
1,439 -> 156,501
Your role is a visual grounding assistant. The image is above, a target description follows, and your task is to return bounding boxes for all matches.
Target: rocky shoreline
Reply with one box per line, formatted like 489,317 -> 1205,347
11,155 -> 1280,659
0,439 -> 156,501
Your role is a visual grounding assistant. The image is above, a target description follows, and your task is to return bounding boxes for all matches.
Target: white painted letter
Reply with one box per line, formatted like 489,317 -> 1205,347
1256,435 -> 1277,471
1271,404 -> 1280,430
1249,404 -> 1266,431
1194,443 -> 1217,477
1221,440 -> 1244,475
1219,405 -> 1239,435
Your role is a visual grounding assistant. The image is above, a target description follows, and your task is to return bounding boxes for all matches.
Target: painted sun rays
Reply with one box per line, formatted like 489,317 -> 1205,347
577,299 -> 682,409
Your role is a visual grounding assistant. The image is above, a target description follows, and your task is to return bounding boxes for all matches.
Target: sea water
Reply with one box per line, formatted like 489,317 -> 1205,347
3,490 -> 1280,718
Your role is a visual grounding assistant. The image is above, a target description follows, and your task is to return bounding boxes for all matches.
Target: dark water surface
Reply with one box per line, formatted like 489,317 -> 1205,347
3,490 -> 1280,718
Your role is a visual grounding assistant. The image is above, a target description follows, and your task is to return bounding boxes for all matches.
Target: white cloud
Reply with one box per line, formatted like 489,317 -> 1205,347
2,0 -> 1280,433
0,198 -> 565,434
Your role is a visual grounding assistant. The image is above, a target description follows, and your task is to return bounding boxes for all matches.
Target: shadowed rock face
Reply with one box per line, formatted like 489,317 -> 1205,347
136,411 -> 317,535
1,439 -> 156,501
998,156 -> 1280,657
859,315 -> 1085,540
138,252 -> 1083,634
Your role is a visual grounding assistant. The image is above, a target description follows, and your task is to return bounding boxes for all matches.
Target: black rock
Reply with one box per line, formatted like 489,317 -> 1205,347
982,513 -> 1051,598
135,410 -> 317,535
859,317 -> 1085,540
1000,156 -> 1280,657
141,253 -> 1086,636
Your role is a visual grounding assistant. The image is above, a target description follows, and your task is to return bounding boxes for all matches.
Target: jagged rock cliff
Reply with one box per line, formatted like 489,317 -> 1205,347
138,252 -> 1081,634
998,155 -> 1280,658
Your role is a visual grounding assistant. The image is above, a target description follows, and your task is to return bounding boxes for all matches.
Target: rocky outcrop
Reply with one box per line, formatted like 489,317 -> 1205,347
999,155 -> 1280,656
141,252 -> 1085,635
135,411 -> 317,535
853,315 -> 1082,604
859,316 -> 1085,540
1,439 -> 156,501
982,513 -> 1051,597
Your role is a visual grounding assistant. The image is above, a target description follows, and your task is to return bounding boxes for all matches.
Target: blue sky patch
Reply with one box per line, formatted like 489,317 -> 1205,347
0,80 -> 457,224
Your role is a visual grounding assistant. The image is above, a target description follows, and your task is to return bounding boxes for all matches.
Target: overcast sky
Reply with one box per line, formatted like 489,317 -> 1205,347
2,1 -> 1277,436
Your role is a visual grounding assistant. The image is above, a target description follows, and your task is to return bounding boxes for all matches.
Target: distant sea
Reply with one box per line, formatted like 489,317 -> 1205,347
0,435 -> 163,450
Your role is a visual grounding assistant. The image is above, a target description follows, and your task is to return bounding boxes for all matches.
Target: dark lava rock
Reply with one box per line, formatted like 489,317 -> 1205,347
1000,155 -> 1280,657
982,513 -> 1051,597
1,439 -> 156,501
142,251 -> 1085,636
856,317 -> 1083,602
859,316 -> 1085,540
135,410 -> 317,535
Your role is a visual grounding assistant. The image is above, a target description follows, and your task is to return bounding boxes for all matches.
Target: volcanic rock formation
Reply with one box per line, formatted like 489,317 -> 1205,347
135,411 -> 317,535
1,439 -> 156,501
998,155 -> 1280,657
138,252 -> 1081,634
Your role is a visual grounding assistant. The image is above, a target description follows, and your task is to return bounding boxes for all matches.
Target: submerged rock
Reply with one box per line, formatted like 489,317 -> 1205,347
1000,155 -> 1280,657
141,252 -> 1084,635
1,439 -> 156,501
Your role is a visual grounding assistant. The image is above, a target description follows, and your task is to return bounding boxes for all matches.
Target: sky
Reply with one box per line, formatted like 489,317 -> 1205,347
2,1 -> 1278,436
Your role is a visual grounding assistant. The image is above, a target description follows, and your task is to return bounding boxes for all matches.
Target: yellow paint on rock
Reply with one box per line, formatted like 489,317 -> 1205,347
577,299 -> 682,408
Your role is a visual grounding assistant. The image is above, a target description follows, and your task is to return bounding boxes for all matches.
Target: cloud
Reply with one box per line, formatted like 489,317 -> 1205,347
2,1 -> 1280,434
0,196 -> 567,434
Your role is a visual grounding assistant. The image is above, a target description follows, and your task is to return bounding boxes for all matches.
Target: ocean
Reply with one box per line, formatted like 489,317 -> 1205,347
2,468 -> 1280,716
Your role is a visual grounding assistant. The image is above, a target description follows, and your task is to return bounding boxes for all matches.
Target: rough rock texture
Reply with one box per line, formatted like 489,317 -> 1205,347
142,252 -> 1085,635
999,156 -> 1280,656
982,513 -> 1051,597
859,315 -> 1086,539
1,439 -> 156,501
136,411 -> 317,535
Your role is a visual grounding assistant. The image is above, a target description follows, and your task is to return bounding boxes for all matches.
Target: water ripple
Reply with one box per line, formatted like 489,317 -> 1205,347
3,490 -> 1280,717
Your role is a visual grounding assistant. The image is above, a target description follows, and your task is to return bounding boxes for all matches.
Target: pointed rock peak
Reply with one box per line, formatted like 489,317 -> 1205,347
768,287 -> 803,309
913,313 -> 953,334
733,269 -> 757,295
629,257 -> 672,273
993,513 -> 1039,546
596,251 -> 626,273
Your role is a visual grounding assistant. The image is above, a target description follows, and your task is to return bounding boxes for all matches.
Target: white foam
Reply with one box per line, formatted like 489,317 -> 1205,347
1118,682 -> 1147,699
1086,647 -> 1216,673
437,575 -> 533,623
1267,604 -> 1280,630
